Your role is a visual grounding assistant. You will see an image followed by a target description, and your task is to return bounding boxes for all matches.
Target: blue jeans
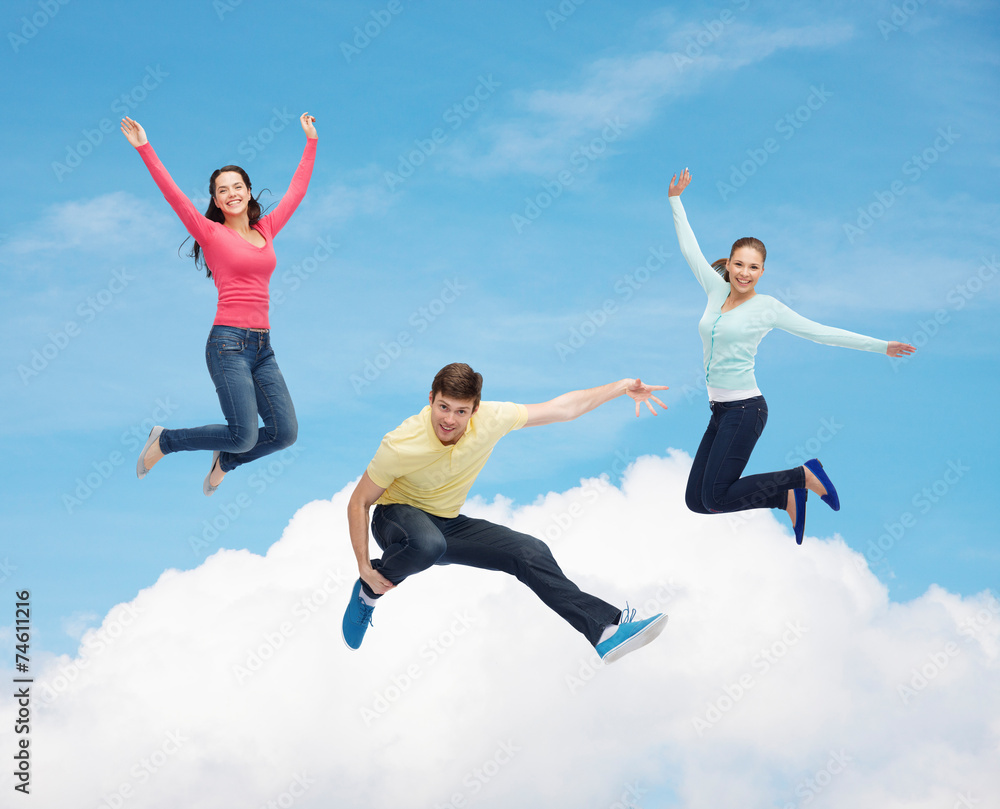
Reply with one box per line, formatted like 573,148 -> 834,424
367,504 -> 621,647
159,326 -> 298,473
685,396 -> 805,514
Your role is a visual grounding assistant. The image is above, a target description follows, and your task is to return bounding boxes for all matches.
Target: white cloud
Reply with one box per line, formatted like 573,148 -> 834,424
446,23 -> 854,179
1,192 -> 172,259
2,451 -> 997,807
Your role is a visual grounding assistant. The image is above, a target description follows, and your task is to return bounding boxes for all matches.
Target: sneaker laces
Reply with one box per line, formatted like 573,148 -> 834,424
355,598 -> 375,627
621,602 -> 636,625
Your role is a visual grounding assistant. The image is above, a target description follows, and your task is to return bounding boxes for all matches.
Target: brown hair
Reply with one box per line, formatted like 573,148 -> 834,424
712,237 -> 766,282
431,363 -> 483,409
186,165 -> 265,278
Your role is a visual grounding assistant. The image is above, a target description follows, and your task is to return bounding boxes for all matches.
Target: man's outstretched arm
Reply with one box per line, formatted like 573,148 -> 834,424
347,472 -> 395,595
523,378 -> 668,428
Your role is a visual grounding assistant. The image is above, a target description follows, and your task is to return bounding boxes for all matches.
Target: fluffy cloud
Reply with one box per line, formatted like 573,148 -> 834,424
445,23 -> 854,178
2,451 -> 997,808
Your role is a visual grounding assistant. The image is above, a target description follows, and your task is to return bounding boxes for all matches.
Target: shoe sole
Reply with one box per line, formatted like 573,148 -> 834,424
203,451 -> 221,496
794,488 -> 807,545
602,614 -> 669,664
342,581 -> 366,651
136,426 -> 164,479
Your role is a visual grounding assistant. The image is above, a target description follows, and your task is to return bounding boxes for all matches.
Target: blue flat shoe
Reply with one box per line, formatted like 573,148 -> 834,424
793,488 -> 807,545
804,458 -> 840,511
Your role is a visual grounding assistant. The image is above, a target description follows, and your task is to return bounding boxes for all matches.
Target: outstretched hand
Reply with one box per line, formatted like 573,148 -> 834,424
120,117 -> 147,147
626,378 -> 668,417
300,112 -> 317,138
886,341 -> 916,358
668,168 -> 691,197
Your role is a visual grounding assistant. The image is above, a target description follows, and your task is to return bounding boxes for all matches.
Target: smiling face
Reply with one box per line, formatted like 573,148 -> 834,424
212,170 -> 251,220
428,392 -> 477,445
726,246 -> 765,295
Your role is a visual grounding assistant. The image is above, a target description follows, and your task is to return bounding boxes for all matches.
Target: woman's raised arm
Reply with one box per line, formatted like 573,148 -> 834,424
668,169 -> 726,293
121,117 -> 215,245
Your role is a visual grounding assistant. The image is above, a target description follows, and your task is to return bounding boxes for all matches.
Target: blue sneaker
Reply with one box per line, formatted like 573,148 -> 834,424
596,609 -> 668,664
342,579 -> 375,650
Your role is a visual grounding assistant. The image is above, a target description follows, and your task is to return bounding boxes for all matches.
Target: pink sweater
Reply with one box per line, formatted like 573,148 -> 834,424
136,138 -> 317,329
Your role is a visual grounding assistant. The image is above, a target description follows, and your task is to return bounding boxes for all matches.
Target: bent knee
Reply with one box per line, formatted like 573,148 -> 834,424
412,535 -> 447,565
230,432 -> 257,455
685,493 -> 710,514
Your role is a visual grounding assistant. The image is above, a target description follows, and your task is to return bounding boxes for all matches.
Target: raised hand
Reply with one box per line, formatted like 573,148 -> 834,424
300,112 -> 317,138
120,116 -> 148,147
626,378 -> 669,417
886,341 -> 916,358
668,168 -> 691,197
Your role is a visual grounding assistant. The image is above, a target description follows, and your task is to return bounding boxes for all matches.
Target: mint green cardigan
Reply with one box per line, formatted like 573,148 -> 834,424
670,196 -> 888,392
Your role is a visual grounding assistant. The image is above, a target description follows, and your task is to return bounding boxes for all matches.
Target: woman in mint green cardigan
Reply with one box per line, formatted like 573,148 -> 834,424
668,168 -> 915,543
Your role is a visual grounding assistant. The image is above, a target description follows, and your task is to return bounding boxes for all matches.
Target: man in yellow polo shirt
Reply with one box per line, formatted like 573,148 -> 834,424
343,362 -> 669,664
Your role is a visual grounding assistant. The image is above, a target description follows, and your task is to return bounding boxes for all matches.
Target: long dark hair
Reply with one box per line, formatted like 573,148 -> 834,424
184,165 -> 264,278
712,236 -> 767,282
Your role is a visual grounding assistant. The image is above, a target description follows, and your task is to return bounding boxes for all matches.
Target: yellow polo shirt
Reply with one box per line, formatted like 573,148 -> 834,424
367,401 -> 529,518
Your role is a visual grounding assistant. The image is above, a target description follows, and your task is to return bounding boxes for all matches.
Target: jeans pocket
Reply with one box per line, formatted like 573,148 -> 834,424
212,338 -> 245,354
754,408 -> 767,437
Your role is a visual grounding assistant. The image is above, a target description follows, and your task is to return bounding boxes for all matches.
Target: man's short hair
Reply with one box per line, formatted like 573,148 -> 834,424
431,363 -> 483,409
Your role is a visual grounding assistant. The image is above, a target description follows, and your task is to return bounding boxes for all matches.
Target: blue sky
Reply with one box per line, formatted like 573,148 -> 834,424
1,2 -> 998,801
4,0 -> 997,649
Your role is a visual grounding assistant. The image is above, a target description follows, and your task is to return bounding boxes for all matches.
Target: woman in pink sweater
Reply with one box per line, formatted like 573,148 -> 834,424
122,113 -> 317,495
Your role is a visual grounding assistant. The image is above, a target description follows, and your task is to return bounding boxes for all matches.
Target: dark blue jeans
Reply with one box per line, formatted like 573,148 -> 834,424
367,504 -> 621,647
685,396 -> 805,514
159,326 -> 298,473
